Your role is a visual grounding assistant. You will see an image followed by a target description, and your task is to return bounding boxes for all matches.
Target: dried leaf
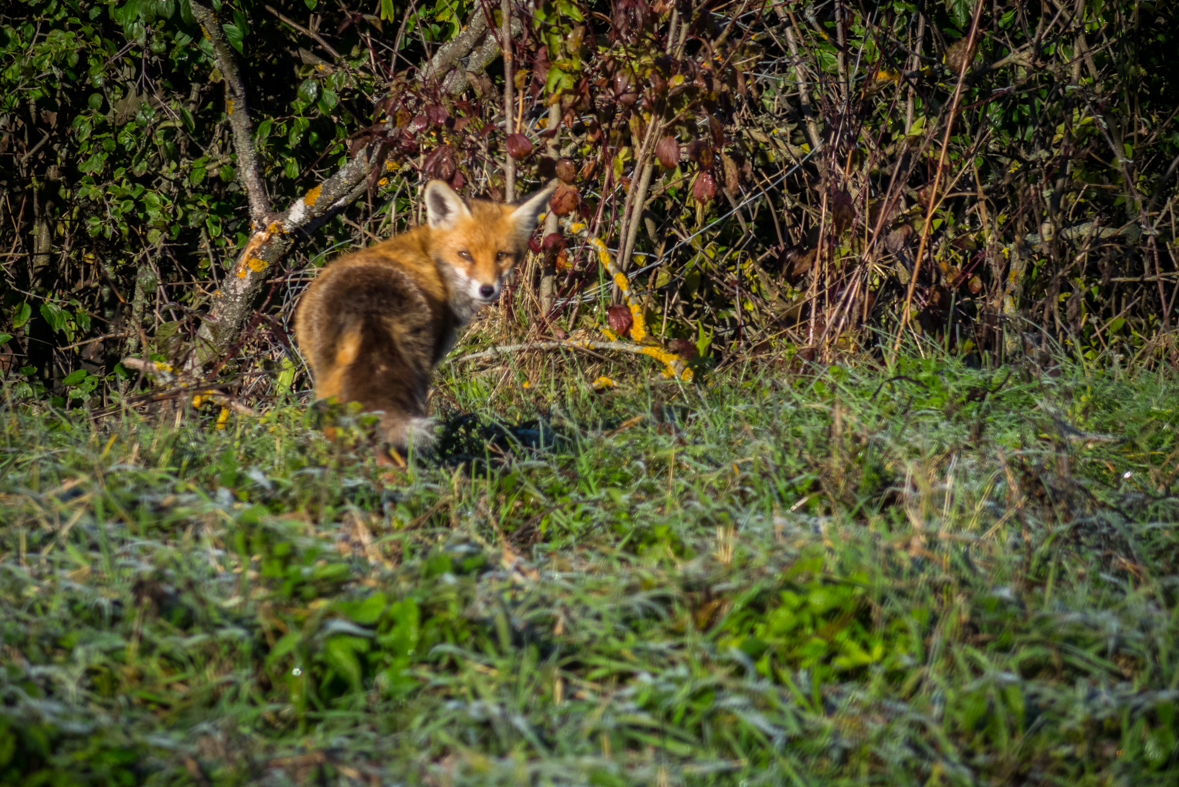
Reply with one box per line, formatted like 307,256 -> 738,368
687,140 -> 713,168
550,182 -> 580,216
830,189 -> 855,234
708,114 -> 725,147
721,153 -> 739,192
577,158 -> 598,181
667,338 -> 697,360
885,224 -> 913,253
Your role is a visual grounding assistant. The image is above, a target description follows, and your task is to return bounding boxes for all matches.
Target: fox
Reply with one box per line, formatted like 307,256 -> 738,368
294,179 -> 555,456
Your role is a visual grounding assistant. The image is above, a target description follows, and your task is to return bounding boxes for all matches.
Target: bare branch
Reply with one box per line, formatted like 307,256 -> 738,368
418,11 -> 489,88
121,357 -> 258,416
440,15 -> 523,97
179,6 -> 518,370
189,1 -> 271,225
188,147 -> 378,368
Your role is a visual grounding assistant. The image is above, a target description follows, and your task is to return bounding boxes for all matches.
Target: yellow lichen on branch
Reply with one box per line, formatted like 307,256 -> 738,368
567,222 -> 691,381
231,225 -> 278,279
303,184 -> 323,207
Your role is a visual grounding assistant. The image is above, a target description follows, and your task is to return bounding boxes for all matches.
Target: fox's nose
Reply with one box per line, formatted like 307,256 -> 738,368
479,284 -> 496,299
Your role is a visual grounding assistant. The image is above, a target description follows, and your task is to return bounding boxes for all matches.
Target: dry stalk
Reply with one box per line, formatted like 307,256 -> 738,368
893,0 -> 987,354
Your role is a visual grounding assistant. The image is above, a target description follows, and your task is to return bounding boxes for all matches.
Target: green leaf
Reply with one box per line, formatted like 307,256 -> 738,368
945,0 -> 971,28
323,635 -> 367,690
339,592 -> 386,625
40,303 -> 69,333
62,369 -> 88,386
222,23 -> 244,54
268,631 -> 302,665
12,303 -> 31,329
298,79 -> 319,104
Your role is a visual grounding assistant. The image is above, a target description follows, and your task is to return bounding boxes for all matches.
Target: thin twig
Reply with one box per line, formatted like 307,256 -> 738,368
501,0 -> 515,201
893,0 -> 986,353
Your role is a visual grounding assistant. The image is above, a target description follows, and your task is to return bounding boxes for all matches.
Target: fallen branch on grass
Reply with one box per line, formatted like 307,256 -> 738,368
121,357 -> 258,417
451,339 -> 688,377
453,222 -> 693,381
567,222 -> 694,381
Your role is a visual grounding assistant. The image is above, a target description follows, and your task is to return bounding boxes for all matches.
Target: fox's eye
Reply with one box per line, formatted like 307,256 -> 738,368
496,252 -> 511,263
457,250 -> 472,260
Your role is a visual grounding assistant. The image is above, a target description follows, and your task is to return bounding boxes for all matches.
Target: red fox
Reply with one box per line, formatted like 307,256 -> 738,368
294,180 -> 555,454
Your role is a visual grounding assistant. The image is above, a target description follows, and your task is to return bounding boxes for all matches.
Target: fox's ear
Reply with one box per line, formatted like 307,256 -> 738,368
424,181 -> 471,229
508,180 -> 558,232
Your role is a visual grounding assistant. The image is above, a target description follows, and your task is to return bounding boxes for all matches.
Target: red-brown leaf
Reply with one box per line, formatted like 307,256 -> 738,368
607,304 -> 633,336
423,145 -> 457,181
667,338 -> 697,360
692,172 -> 717,203
549,182 -> 581,216
655,135 -> 680,169
555,158 -> 576,183
505,133 -> 534,159
830,189 -> 855,234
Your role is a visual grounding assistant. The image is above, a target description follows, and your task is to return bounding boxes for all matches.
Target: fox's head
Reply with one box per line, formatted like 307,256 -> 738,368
424,180 -> 556,307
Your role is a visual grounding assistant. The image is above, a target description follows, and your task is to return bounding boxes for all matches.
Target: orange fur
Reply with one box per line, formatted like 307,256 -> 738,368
294,180 -> 554,453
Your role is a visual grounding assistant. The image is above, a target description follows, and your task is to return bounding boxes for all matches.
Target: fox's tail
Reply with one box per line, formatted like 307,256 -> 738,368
314,265 -> 437,453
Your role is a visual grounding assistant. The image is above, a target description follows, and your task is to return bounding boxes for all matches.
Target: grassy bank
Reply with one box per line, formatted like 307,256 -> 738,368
1,349 -> 1177,785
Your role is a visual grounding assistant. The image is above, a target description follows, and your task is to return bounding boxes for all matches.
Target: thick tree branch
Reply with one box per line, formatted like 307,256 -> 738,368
417,11 -> 489,88
440,16 -> 523,97
189,1 -> 270,225
188,148 -> 378,368
175,6 -> 516,371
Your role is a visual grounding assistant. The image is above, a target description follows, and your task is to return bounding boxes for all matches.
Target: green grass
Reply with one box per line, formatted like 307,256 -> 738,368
2,349 -> 1178,785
